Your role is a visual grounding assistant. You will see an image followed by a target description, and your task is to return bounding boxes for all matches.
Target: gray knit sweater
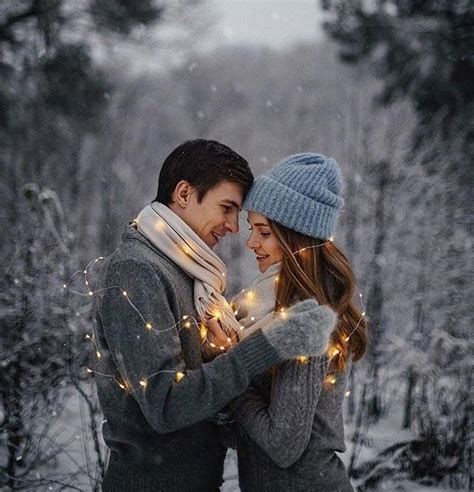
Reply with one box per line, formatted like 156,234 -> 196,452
230,267 -> 354,491
92,225 -> 334,491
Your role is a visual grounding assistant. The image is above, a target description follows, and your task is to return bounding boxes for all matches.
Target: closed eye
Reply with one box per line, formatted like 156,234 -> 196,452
248,227 -> 270,237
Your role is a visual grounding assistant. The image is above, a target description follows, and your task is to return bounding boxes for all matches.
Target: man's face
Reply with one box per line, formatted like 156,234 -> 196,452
178,180 -> 244,249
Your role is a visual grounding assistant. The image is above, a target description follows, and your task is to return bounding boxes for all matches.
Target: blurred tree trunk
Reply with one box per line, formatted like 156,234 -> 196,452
348,379 -> 369,475
364,159 -> 390,421
402,366 -> 416,429
402,256 -> 427,429
4,193 -> 36,487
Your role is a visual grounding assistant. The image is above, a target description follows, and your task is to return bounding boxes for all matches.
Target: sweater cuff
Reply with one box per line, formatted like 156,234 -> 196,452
231,329 -> 281,380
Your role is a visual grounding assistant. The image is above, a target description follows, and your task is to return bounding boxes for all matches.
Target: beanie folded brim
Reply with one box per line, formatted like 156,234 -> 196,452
244,176 -> 342,240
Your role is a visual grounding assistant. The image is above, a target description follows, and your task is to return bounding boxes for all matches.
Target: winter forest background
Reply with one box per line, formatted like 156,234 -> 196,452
0,1 -> 472,490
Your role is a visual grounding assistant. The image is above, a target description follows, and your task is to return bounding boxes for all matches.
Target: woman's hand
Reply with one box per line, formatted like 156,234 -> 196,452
202,317 -> 236,360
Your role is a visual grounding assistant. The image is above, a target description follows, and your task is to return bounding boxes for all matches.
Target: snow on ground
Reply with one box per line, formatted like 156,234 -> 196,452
37,384 -> 105,491
33,384 -> 464,491
222,449 -> 240,492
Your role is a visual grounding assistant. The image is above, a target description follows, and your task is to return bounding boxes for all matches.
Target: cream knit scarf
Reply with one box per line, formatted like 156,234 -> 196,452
135,202 -> 240,337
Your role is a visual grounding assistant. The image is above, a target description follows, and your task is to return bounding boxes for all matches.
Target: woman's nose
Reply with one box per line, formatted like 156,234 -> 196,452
246,232 -> 259,249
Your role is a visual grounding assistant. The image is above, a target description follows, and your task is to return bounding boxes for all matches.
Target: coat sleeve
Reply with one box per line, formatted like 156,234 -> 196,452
95,259 -> 281,434
231,357 -> 326,468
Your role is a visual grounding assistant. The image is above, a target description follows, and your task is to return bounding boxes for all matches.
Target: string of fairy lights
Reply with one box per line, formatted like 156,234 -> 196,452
290,237 -> 366,391
65,231 -> 366,393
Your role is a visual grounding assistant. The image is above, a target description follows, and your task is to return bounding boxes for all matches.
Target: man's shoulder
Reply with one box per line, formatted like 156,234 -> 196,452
94,238 -> 193,317
106,235 -> 191,287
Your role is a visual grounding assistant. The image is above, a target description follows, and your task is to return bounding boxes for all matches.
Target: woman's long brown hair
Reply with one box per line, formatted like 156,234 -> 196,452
269,220 -> 368,375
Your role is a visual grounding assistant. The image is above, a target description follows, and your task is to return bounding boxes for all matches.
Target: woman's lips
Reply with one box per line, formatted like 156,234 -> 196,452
256,254 -> 269,262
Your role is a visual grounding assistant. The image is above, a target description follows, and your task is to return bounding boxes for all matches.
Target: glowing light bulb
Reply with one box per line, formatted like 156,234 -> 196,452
175,372 -> 185,383
145,323 -> 153,331
182,315 -> 189,320
297,356 -> 308,364
122,291 -> 128,297
329,346 -> 340,358
361,311 -> 366,316
250,316 -> 255,321
117,382 -> 126,390
62,284 -> 67,289
96,351 -> 101,359
86,368 -> 93,373
209,342 -> 216,348
139,380 -> 148,388
345,390 -> 351,397
182,244 -> 193,256
199,324 -> 208,340
326,375 -> 336,385
246,291 -> 255,302
184,321 -> 191,328
88,291 -> 93,296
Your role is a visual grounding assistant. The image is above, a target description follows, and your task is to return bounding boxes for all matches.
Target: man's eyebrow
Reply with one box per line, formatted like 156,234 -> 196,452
222,200 -> 242,210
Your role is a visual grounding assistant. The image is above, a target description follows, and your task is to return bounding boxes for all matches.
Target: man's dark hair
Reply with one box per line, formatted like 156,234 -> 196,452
155,139 -> 253,204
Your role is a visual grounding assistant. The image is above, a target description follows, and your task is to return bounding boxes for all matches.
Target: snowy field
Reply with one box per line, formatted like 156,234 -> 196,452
28,384 -> 465,492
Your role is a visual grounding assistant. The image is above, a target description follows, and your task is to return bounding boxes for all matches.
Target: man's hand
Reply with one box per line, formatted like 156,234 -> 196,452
202,317 -> 236,360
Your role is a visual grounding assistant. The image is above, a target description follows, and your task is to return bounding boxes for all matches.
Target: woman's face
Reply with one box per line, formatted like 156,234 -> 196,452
246,211 -> 283,273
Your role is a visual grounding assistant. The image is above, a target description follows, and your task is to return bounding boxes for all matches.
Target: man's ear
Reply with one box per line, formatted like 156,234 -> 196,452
173,180 -> 194,208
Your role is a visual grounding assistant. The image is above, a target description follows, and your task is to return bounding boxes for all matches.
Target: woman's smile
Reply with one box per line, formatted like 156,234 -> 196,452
246,211 -> 283,272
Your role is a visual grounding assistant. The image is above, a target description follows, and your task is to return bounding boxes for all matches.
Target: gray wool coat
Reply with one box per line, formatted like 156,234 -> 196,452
230,263 -> 354,491
92,224 -> 335,491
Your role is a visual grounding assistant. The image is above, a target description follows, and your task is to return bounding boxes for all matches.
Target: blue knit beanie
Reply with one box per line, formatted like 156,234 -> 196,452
243,153 -> 344,240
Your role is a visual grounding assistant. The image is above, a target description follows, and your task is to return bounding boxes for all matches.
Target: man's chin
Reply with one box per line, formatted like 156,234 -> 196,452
205,237 -> 217,249
207,233 -> 221,249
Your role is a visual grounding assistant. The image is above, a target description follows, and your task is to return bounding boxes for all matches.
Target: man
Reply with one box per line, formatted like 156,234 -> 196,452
93,139 -> 333,491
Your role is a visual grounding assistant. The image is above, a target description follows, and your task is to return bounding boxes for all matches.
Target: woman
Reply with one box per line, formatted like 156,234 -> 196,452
208,153 -> 368,491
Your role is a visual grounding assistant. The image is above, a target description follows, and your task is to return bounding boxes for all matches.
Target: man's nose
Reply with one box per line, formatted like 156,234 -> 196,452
225,214 -> 239,234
